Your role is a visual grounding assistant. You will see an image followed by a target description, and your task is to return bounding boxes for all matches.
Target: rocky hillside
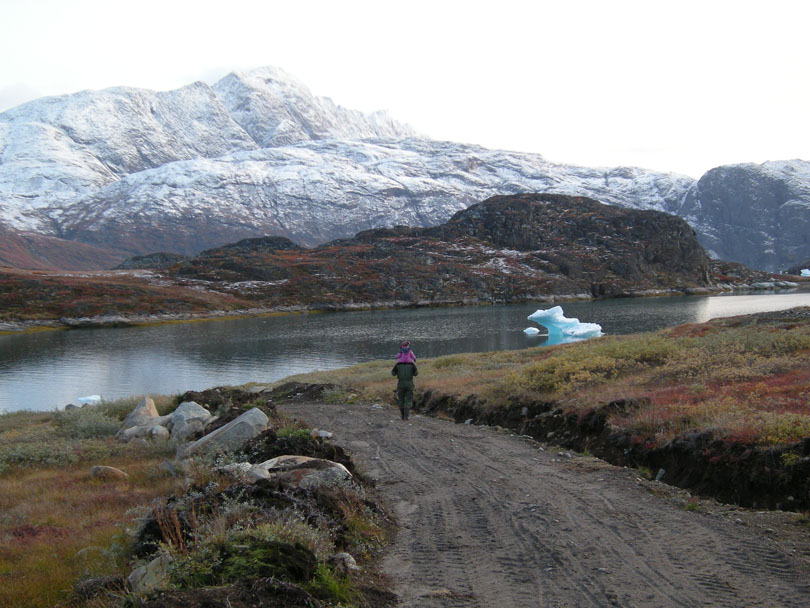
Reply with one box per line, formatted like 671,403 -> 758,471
171,194 -> 712,305
1,66 -> 808,272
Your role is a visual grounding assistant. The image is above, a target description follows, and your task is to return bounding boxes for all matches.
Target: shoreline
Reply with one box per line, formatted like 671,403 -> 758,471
0,281 -> 804,335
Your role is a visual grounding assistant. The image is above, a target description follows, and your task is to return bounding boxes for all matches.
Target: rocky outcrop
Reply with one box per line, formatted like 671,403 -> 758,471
427,194 -> 711,285
173,193 -> 712,304
114,252 -> 188,270
117,396 -> 167,440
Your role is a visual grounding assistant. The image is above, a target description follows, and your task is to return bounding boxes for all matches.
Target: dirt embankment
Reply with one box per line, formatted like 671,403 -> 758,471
280,398 -> 810,608
417,391 -> 810,512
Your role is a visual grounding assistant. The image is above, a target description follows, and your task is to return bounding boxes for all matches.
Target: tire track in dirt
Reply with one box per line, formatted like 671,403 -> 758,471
281,402 -> 810,607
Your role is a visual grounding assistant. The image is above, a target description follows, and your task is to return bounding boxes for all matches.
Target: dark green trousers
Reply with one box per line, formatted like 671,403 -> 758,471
397,386 -> 413,419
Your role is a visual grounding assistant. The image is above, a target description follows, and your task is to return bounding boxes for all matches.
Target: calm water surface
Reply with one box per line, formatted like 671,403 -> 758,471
2,291 -> 810,411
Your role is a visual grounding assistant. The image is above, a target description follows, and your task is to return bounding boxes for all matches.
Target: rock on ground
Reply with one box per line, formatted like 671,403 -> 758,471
89,465 -> 129,480
177,407 -> 269,459
249,455 -> 353,490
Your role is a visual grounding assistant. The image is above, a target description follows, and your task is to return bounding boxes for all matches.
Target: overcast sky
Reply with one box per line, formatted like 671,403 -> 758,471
1,0 -> 808,178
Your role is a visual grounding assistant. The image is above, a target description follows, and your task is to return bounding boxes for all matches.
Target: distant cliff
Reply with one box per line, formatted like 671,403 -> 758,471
680,160 -> 810,272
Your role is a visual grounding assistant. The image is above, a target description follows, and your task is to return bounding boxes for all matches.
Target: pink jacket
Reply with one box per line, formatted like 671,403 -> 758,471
396,348 -> 417,364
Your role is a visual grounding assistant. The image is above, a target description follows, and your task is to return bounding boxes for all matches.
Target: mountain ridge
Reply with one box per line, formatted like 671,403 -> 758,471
1,66 -> 808,272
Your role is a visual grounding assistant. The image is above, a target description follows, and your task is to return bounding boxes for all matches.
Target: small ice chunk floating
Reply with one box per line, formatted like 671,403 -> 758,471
526,306 -> 603,344
76,395 -> 102,406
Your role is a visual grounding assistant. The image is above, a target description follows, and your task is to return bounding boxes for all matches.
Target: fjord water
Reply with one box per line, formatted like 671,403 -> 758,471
2,291 -> 810,412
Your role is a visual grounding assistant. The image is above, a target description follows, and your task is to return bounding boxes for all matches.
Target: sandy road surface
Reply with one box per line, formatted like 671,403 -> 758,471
281,401 -> 810,608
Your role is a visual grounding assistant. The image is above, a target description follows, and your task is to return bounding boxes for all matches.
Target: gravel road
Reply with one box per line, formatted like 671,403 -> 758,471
280,401 -> 810,608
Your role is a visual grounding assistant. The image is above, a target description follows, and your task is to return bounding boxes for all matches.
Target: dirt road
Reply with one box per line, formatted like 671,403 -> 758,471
281,401 -> 810,607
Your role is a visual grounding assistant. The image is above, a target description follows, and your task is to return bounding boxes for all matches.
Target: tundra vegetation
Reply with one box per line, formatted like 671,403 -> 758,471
285,308 -> 810,448
0,392 -> 389,608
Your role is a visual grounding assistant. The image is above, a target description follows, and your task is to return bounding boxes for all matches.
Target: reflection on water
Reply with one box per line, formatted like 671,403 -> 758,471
2,291 -> 809,411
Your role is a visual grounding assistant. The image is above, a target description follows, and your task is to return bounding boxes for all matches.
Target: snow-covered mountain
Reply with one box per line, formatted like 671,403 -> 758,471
55,138 -> 698,256
0,65 -> 807,271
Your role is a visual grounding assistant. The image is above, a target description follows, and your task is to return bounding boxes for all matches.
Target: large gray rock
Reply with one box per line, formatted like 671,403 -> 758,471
118,396 -> 159,434
250,455 -> 353,490
170,400 -> 212,441
177,407 -> 268,459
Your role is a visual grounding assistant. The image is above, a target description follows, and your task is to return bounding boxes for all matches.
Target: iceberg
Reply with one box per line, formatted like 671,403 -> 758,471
523,327 -> 541,334
76,394 -> 102,406
526,306 -> 603,345
801,269 -> 810,277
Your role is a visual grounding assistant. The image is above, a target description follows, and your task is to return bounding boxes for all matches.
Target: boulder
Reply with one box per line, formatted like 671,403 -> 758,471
217,461 -> 254,480
118,396 -> 159,435
170,401 -> 211,441
327,551 -> 360,576
251,455 -> 353,490
89,465 -> 129,481
177,407 -> 269,459
117,415 -> 172,442
127,552 -> 171,594
148,425 -> 170,441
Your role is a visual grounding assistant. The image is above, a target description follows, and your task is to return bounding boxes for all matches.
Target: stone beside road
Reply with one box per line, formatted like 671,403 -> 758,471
176,407 -> 269,459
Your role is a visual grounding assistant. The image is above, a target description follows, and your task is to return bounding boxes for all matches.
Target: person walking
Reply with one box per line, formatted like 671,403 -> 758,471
392,344 -> 418,420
